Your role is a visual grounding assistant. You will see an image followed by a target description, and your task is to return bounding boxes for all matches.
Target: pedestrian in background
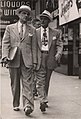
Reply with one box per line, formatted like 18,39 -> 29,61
36,10 -> 63,107
1,5 -> 37,116
32,18 -> 41,29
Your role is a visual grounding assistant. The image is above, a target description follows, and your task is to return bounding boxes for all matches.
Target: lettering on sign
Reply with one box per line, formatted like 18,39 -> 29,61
0,0 -> 29,16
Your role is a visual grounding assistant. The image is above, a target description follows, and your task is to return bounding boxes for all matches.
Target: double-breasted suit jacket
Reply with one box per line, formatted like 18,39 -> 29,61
2,22 -> 37,68
36,26 -> 63,70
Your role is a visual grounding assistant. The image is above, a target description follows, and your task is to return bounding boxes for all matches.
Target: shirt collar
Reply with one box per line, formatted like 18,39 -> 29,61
41,26 -> 49,31
18,20 -> 22,26
18,20 -> 28,27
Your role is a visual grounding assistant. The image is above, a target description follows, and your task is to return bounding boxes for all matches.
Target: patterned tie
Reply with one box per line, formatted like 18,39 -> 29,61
19,24 -> 23,40
42,28 -> 48,46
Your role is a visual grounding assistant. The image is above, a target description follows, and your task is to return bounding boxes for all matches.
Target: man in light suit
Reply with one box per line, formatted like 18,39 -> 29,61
1,5 -> 37,116
36,10 -> 63,107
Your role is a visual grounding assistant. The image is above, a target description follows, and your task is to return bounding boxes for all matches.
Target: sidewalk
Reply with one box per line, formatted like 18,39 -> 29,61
0,66 -> 81,119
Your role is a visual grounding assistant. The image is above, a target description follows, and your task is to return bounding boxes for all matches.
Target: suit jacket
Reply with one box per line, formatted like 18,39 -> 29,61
36,26 -> 63,70
2,22 -> 37,68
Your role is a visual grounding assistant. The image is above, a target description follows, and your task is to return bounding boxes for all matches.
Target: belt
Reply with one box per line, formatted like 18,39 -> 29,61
41,51 -> 49,54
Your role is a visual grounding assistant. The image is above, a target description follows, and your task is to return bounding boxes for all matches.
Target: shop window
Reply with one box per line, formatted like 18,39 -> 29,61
61,25 -> 68,65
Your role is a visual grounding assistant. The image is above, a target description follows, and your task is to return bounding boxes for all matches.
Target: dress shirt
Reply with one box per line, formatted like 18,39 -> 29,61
18,21 -> 26,37
41,26 -> 49,51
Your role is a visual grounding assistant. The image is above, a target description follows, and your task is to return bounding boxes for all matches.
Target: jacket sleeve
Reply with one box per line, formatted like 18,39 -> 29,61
56,29 -> 63,55
2,25 -> 11,59
31,27 -> 37,64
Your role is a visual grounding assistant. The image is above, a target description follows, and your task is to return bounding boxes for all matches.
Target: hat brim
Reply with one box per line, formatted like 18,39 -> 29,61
15,8 -> 32,15
40,14 -> 52,21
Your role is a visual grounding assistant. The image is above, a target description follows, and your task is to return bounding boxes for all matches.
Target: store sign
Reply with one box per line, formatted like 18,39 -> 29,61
0,0 -> 30,23
59,0 -> 81,25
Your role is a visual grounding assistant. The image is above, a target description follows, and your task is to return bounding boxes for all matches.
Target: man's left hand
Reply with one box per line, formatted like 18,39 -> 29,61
55,53 -> 61,61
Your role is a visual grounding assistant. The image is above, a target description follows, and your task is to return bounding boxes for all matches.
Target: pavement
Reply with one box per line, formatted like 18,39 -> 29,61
0,65 -> 81,119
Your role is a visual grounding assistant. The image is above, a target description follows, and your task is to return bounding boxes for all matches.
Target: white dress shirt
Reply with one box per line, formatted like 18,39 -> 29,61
18,21 -> 26,37
41,26 -> 49,51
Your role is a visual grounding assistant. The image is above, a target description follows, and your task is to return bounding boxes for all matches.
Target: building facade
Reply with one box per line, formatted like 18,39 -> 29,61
56,0 -> 81,76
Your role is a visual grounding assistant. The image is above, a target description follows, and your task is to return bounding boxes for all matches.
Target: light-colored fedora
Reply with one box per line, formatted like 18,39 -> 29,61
15,5 -> 31,15
40,10 -> 53,21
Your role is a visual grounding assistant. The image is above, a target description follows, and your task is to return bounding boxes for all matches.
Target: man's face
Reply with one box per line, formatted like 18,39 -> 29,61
18,10 -> 30,23
40,16 -> 50,28
34,21 -> 41,28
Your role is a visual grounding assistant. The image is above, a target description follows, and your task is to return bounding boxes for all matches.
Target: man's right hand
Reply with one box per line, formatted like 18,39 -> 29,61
1,57 -> 10,67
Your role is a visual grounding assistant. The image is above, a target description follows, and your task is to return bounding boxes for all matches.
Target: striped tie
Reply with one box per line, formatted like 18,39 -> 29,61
42,28 -> 48,46
19,24 -> 23,40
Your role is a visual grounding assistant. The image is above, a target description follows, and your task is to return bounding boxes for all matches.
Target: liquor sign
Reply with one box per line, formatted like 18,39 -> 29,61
59,0 -> 81,25
0,0 -> 30,24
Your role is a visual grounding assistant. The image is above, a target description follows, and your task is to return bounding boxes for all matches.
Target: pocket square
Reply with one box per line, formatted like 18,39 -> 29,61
28,33 -> 33,37
53,36 -> 56,40
8,47 -> 18,61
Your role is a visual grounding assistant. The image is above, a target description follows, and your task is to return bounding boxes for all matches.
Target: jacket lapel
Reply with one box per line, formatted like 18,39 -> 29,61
48,28 -> 57,50
12,23 -> 30,42
37,27 -> 55,50
37,28 -> 42,49
12,22 -> 20,40
21,24 -> 30,42
48,28 -> 53,49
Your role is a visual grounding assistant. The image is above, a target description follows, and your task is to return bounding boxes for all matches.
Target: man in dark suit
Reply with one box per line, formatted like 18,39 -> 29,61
1,5 -> 37,116
32,18 -> 41,97
36,10 -> 63,107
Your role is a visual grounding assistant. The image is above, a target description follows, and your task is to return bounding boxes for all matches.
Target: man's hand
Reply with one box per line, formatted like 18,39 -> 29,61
55,53 -> 61,61
1,57 -> 10,67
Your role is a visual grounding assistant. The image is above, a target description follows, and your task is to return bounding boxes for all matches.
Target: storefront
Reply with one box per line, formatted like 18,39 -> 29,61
55,0 -> 81,76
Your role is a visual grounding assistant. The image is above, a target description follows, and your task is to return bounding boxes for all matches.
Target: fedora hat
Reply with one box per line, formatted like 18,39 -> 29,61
15,5 -> 31,15
40,10 -> 53,21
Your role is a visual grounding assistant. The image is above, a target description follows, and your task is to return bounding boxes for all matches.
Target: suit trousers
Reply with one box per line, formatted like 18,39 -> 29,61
35,65 -> 46,104
45,69 -> 52,97
36,52 -> 48,103
20,56 -> 34,110
40,52 -> 53,98
9,68 -> 20,108
9,55 -> 34,110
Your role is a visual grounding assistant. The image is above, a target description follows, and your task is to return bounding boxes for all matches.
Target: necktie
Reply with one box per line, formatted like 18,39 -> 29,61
19,24 -> 23,40
42,28 -> 48,46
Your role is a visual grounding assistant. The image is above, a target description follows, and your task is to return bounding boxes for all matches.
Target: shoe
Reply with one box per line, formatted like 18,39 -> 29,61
13,107 -> 20,111
40,102 -> 47,112
24,106 -> 33,116
45,102 -> 48,108
45,101 -> 48,108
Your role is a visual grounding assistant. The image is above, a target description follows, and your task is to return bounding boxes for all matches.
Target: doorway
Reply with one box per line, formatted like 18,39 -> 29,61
68,23 -> 79,75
